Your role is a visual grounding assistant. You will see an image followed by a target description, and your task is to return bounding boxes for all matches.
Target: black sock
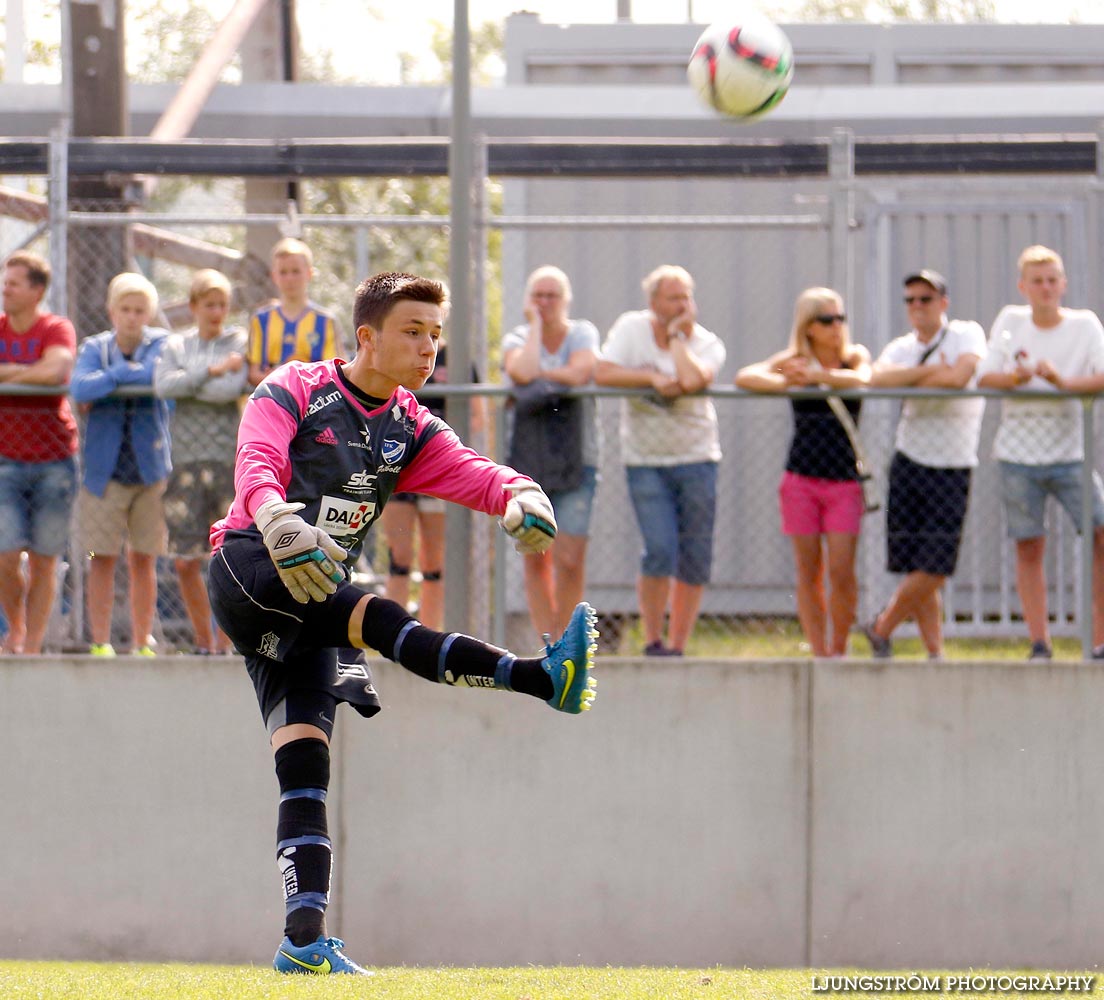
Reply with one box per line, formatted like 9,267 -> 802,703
274,739 -> 332,946
357,595 -> 552,700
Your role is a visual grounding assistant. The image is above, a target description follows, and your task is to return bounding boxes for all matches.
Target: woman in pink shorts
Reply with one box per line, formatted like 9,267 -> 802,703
736,287 -> 871,656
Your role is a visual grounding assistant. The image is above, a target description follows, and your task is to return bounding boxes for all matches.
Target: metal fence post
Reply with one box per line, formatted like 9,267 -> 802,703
1081,397 -> 1095,658
493,397 -> 508,649
828,127 -> 855,311
445,0 -> 474,633
47,131 -> 69,319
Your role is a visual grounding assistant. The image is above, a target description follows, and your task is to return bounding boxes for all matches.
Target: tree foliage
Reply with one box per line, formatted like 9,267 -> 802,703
795,0 -> 995,21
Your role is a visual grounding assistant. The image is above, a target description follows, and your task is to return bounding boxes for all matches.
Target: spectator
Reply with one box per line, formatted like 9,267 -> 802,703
595,265 -> 725,656
0,251 -> 79,654
247,238 -> 343,387
976,245 -> 1104,660
736,287 -> 871,658
71,273 -> 171,657
862,270 -> 987,660
502,266 -> 600,639
378,340 -> 481,630
154,269 -> 248,654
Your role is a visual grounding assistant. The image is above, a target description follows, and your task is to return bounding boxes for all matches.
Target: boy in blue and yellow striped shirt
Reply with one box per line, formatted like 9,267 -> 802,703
247,238 -> 344,387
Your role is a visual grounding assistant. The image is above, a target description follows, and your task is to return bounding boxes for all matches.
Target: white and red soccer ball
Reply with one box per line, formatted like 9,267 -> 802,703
687,11 -> 794,120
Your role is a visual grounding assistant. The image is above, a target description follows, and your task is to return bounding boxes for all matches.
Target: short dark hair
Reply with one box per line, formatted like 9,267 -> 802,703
5,251 -> 50,290
353,272 -> 448,333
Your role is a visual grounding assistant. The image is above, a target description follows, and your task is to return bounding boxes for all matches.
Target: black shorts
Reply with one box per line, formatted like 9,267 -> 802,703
207,533 -> 382,738
886,451 -> 971,577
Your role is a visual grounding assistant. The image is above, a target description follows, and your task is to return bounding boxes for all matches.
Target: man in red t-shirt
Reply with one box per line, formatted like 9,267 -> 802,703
0,251 -> 79,653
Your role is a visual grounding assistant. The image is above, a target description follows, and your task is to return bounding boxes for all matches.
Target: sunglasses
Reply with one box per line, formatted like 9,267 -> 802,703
813,313 -> 846,325
903,295 -> 935,305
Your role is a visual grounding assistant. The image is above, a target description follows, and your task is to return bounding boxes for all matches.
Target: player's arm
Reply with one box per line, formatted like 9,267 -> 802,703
234,389 -> 347,602
394,425 -> 556,554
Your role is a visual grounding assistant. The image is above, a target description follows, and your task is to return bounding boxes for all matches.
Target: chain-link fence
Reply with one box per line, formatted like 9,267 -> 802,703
2,381 -> 1104,657
2,134 -> 1104,654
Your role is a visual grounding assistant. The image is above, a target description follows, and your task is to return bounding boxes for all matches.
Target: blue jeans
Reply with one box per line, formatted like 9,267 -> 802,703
626,462 -> 718,585
999,460 -> 1104,540
0,455 -> 78,556
547,465 -> 598,537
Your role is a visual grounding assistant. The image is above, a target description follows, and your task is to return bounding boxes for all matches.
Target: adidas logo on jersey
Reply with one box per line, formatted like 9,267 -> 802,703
315,426 -> 338,446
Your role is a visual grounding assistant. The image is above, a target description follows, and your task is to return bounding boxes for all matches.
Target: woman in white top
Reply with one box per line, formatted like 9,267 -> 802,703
502,266 -> 600,639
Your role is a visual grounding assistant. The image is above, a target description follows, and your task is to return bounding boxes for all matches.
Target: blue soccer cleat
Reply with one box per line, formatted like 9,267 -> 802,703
542,602 -> 598,714
272,935 -> 374,976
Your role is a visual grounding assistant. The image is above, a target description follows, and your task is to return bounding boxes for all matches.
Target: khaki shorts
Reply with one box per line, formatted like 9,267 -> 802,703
78,479 -> 168,557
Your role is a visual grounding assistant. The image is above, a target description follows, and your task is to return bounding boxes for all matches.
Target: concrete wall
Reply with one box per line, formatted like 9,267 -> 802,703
3,654 -> 1102,968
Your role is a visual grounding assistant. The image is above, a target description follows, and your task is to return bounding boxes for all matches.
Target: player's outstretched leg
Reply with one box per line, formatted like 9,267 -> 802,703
273,935 -> 374,976
542,602 -> 598,714
349,590 -> 598,710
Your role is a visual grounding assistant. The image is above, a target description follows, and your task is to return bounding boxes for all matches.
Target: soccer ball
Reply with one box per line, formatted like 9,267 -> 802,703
686,12 -> 794,120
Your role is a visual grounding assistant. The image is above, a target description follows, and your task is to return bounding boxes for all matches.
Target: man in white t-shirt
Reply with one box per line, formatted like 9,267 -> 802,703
595,265 -> 726,656
976,245 -> 1104,660
862,270 -> 987,660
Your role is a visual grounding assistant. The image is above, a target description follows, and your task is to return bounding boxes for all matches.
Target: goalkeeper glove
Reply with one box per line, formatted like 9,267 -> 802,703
501,482 -> 557,555
255,499 -> 347,604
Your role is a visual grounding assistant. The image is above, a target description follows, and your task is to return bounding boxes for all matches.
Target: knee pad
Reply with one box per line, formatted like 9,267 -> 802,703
388,550 -> 411,576
421,569 -> 442,583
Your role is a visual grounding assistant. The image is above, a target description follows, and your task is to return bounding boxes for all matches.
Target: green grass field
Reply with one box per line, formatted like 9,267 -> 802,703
1,963 -> 1093,1000
600,614 -> 1089,660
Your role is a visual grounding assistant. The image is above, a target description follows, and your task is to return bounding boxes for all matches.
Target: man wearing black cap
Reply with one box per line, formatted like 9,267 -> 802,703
862,270 -> 987,659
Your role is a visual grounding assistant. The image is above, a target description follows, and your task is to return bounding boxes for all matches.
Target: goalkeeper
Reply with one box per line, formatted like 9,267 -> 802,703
207,271 -> 597,977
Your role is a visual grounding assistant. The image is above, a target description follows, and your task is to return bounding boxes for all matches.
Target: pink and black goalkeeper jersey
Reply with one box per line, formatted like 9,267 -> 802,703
211,359 -> 528,554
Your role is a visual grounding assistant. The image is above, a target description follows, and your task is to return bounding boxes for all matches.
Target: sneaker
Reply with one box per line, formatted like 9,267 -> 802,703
89,643 -> 116,657
860,622 -> 892,659
1092,644 -> 1104,660
643,641 -> 682,657
542,602 -> 598,714
134,645 -> 156,657
1028,640 -> 1053,660
273,935 -> 373,976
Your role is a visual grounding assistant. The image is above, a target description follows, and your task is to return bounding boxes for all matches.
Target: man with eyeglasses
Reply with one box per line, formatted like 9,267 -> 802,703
862,270 -> 986,659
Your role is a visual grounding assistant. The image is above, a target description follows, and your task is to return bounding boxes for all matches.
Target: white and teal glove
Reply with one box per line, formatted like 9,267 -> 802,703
501,482 -> 557,555
255,499 -> 347,604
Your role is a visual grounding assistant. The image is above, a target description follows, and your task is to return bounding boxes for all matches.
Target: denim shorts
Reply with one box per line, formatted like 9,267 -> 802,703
626,461 -> 717,585
999,460 -> 1104,540
0,455 -> 78,556
547,465 -> 598,538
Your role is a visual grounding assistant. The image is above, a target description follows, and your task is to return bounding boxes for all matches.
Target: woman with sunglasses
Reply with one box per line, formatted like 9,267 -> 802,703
736,287 -> 871,657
